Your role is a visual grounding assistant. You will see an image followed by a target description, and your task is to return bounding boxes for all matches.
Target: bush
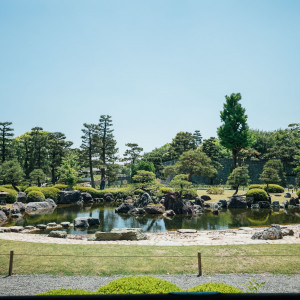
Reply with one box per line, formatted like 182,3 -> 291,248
188,282 -> 243,293
246,188 -> 268,202
248,184 -> 284,193
24,186 -> 41,194
96,276 -> 183,294
297,190 -> 300,198
133,189 -> 145,196
27,190 -> 45,202
182,188 -> 198,199
41,187 -> 60,201
158,187 -> 173,197
52,184 -> 68,190
38,289 -> 93,296
0,187 -> 17,203
206,187 -> 224,195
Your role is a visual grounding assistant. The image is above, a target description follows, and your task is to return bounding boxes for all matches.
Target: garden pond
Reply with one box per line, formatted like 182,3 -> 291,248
4,204 -> 300,234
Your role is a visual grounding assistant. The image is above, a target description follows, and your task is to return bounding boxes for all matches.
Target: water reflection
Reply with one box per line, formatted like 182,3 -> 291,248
5,204 -> 300,234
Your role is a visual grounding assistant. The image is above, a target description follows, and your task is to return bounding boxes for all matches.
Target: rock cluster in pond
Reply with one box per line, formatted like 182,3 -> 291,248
251,224 -> 294,240
25,199 -> 57,215
74,217 -> 100,228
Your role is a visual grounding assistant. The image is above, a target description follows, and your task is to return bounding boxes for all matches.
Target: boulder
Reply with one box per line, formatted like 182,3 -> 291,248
61,222 -> 71,228
81,192 -> 93,203
11,213 -> 22,218
1,207 -> 10,216
271,200 -> 280,208
12,202 -> 26,214
36,224 -> 47,229
163,209 -> 176,217
17,192 -> 27,203
0,211 -> 7,224
163,192 -> 194,215
48,230 -> 67,238
217,200 -> 227,208
200,195 -> 211,201
284,192 -> 291,198
47,222 -> 57,227
58,190 -> 82,204
135,193 -> 153,208
95,228 -> 147,241
74,217 -> 100,228
281,228 -> 294,236
25,199 -> 57,215
115,203 -> 135,214
282,200 -> 289,209
195,197 -> 204,206
104,193 -> 114,202
258,201 -> 271,209
251,224 -> 283,240
251,203 -> 260,209
192,205 -> 204,214
227,196 -> 247,209
128,208 -> 145,215
144,205 -> 165,214
10,226 -> 24,232
289,197 -> 299,206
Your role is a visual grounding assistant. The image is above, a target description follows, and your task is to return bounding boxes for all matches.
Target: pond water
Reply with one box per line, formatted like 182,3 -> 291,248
5,204 -> 300,234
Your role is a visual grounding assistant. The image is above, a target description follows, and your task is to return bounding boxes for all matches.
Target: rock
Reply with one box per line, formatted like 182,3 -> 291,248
12,202 -> 26,214
81,192 -> 93,203
58,190 -> 82,204
258,201 -> 271,209
0,210 -> 7,224
251,224 -> 283,240
128,208 -> 145,215
11,213 -> 22,218
10,226 -> 24,232
227,196 -> 247,209
212,210 -> 219,215
289,197 -> 299,206
0,227 -> 11,232
200,195 -> 211,201
115,203 -> 135,214
271,200 -> 280,208
1,207 -> 10,216
163,209 -> 176,217
47,222 -> 57,227
192,205 -> 204,214
36,224 -> 47,230
163,192 -> 194,215
282,200 -> 289,209
144,205 -> 165,214
61,222 -> 71,228
95,228 -> 147,241
95,232 -> 123,240
251,203 -> 260,209
104,193 -> 114,202
217,200 -> 227,208
48,230 -> 67,238
25,199 -> 57,215
178,229 -> 197,233
195,197 -> 204,206
74,217 -> 100,228
281,228 -> 294,236
24,226 -> 35,230
135,193 -> 153,207
17,192 -> 27,203
284,192 -> 291,198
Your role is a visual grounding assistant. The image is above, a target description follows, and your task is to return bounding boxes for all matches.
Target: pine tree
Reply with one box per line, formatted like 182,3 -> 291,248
0,122 -> 14,163
123,143 -> 143,166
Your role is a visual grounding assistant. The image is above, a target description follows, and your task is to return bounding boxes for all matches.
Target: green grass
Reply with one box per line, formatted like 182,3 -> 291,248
0,240 -> 299,276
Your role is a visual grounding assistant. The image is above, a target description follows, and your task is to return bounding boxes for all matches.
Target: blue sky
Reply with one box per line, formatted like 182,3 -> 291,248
1,0 -> 299,157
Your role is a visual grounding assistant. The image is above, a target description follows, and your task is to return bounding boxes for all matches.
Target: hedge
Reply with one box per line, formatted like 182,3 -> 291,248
248,184 -> 284,193
188,282 -> 243,293
24,186 -> 41,194
246,188 -> 268,202
27,190 -> 45,202
297,190 -> 300,198
52,184 -> 68,190
41,187 -> 60,201
0,186 -> 17,203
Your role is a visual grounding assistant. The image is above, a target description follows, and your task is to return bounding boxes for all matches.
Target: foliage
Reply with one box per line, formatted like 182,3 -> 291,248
206,187 -> 224,195
201,137 -> 223,171
217,93 -> 252,169
0,186 -> 17,203
248,184 -> 284,193
259,166 -> 281,194
188,282 -> 243,293
193,130 -> 202,146
96,276 -> 183,294
0,122 -> 14,163
122,143 -> 143,166
132,170 -> 156,183
157,186 -> 174,197
168,174 -> 197,198
296,189 -> 300,197
0,159 -> 25,191
242,278 -> 265,293
226,165 -> 250,194
29,169 -> 47,187
24,186 -> 41,194
246,188 -> 268,202
27,190 -> 46,202
53,184 -> 68,190
131,160 -> 156,177
41,187 -> 60,201
38,289 -> 93,296
57,152 -> 80,187
262,159 -> 286,186
170,131 -> 197,159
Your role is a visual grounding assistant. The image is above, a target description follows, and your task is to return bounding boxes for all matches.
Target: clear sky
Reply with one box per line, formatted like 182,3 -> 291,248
1,0 -> 299,157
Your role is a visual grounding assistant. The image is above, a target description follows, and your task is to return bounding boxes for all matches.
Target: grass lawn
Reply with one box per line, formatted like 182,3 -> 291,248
0,240 -> 299,276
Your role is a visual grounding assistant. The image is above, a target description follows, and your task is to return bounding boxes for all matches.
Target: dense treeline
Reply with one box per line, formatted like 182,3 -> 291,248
0,94 -> 299,190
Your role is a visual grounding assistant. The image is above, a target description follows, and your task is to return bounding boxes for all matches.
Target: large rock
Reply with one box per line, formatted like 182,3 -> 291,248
17,192 -> 27,203
81,192 -> 93,203
217,200 -> 227,208
115,203 -> 135,214
11,202 -> 25,214
144,205 -> 165,214
128,208 -> 145,215
0,211 -> 7,224
163,192 -> 194,215
258,201 -> 271,209
251,224 -> 283,240
74,217 -> 100,228
135,193 -> 153,208
48,230 -> 67,238
104,193 -> 114,202
25,199 -> 57,215
284,192 -> 291,198
200,195 -> 211,201
289,197 -> 299,206
95,228 -> 147,241
227,196 -> 248,209
57,190 -> 82,204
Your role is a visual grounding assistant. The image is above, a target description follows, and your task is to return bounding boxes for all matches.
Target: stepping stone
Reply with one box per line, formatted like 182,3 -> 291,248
36,224 -> 47,230
177,229 -> 197,233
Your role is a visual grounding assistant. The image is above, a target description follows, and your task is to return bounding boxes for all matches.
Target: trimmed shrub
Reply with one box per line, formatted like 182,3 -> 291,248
0,187 -> 17,203
96,276 -> 183,294
134,189 -> 145,196
248,184 -> 284,193
24,186 -> 41,194
53,184 -> 68,190
246,188 -> 268,202
297,190 -> 300,198
182,188 -> 197,199
206,187 -> 224,195
188,282 -> 243,293
158,187 -> 173,197
27,190 -> 45,202
38,289 -> 93,296
41,187 -> 60,201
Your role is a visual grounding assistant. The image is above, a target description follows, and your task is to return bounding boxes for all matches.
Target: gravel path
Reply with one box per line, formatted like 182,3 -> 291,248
0,274 -> 299,295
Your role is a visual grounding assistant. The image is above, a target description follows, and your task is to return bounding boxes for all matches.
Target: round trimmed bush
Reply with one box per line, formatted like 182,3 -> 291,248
53,184 -> 68,190
206,187 -> 224,195
96,276 -> 183,294
38,289 -> 93,296
265,184 -> 284,193
41,187 -> 60,201
0,187 -> 17,203
248,184 -> 263,190
158,187 -> 173,197
182,188 -> 197,199
188,282 -> 243,293
27,190 -> 45,202
297,189 -> 300,198
24,186 -> 41,194
246,188 -> 268,202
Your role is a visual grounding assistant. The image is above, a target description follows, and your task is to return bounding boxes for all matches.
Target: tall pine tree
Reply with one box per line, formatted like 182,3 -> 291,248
0,122 -> 14,163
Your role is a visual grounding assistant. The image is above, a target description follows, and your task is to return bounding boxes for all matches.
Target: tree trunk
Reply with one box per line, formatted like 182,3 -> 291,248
188,170 -> 193,182
12,184 -> 19,192
51,166 -> 56,185
88,138 -> 95,188
232,149 -> 238,170
233,185 -> 239,195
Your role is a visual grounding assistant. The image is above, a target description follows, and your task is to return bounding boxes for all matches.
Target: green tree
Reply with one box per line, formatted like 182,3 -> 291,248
81,123 -> 100,188
98,115 -> 118,187
217,93 -> 252,170
263,159 -> 286,187
164,149 -> 217,182
0,122 -> 14,163
226,165 -> 250,195
170,131 -> 197,159
193,130 -> 202,146
131,160 -> 155,178
29,169 -> 47,187
259,164 -> 281,197
58,152 -> 80,187
122,143 -> 143,166
168,174 -> 192,196
0,159 -> 25,191
132,170 -> 156,183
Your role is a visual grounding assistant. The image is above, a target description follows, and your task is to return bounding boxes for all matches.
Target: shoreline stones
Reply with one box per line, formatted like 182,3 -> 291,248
95,228 -> 147,241
74,217 -> 100,228
25,199 -> 57,215
48,230 -> 67,238
251,224 -> 283,240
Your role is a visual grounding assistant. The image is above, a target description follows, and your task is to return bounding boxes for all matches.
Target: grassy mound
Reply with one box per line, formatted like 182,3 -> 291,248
188,282 -> 243,293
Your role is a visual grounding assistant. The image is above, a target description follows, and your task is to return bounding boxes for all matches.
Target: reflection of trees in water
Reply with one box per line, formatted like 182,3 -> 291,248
228,209 -> 250,228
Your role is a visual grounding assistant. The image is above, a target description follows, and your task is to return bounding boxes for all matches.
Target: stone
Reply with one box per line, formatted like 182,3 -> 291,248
111,228 -> 147,240
258,201 -> 271,209
74,217 -> 100,228
0,227 -> 11,232
271,200 -> 280,208
284,192 -> 291,198
61,222 -> 71,228
128,208 -> 145,215
195,197 -> 204,206
10,226 -> 24,232
192,205 -> 204,214
115,203 -> 135,214
95,232 -> 123,240
282,200 -> 289,209
25,199 -> 57,215
135,193 -> 153,208
178,229 -> 197,233
48,230 -> 67,238
164,192 -> 194,215
17,192 -> 27,203
11,202 -> 26,214
47,222 -> 57,227
144,205 -> 165,214
11,213 -> 22,218
217,200 -> 227,208
58,190 -> 82,204
163,209 -> 176,217
81,192 -> 93,203
0,210 -> 7,224
1,207 -> 10,216
281,228 -> 294,236
289,197 -> 300,206
251,224 -> 283,240
24,226 -> 35,230
36,224 -> 47,230
104,193 -> 114,202
200,195 -> 211,201
227,196 -> 247,209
